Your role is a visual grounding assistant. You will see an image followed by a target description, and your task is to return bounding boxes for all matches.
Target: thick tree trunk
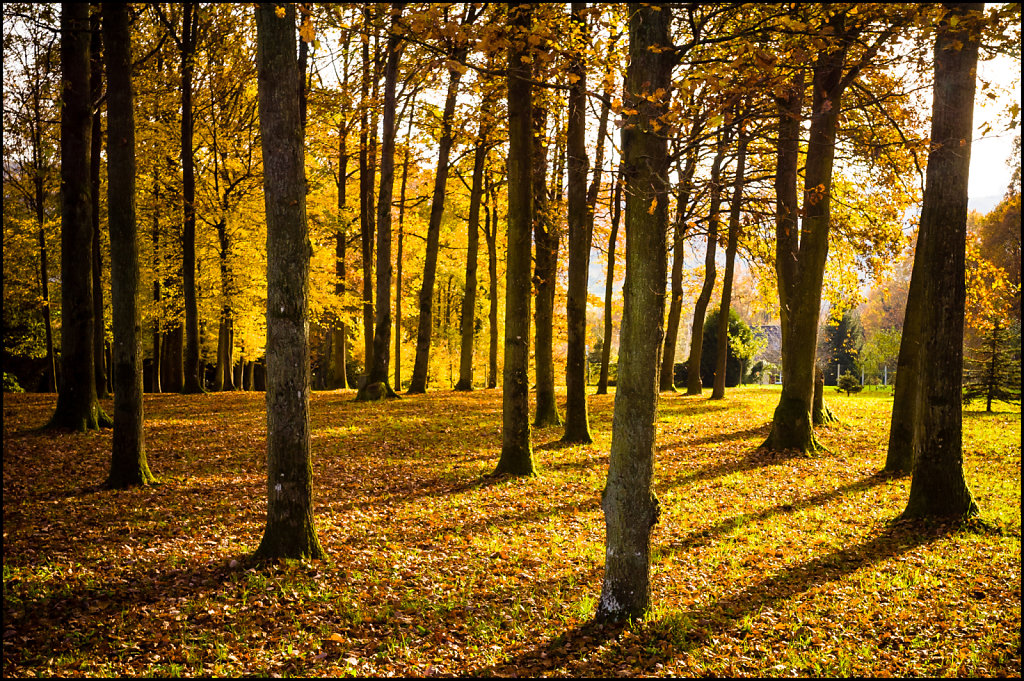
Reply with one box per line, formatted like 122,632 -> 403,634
357,6 -> 402,402
902,3 -> 981,519
103,1 -> 153,488
597,1 -> 671,622
660,152 -> 697,392
454,116 -> 489,391
685,132 -> 728,395
495,1 -> 535,476
50,2 -> 109,431
711,131 -> 749,400
254,2 -> 325,560
90,14 -> 109,399
408,60 -> 464,394
596,165 -> 623,395
562,0 -> 593,443
532,100 -> 561,427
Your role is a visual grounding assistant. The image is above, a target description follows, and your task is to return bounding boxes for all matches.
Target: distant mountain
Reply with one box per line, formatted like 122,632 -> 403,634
969,194 -> 1002,215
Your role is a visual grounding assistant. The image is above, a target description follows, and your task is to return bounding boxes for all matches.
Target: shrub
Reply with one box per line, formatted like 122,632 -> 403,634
3,372 -> 25,393
836,371 -> 863,396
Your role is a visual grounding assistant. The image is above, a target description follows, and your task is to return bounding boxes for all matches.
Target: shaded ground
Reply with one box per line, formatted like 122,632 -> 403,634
2,386 -> 1020,677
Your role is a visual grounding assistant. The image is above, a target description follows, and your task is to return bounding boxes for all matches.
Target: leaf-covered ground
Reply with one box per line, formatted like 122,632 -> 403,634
2,386 -> 1020,677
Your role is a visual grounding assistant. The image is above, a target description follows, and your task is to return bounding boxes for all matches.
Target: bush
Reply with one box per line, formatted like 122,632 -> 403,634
836,371 -> 863,396
3,371 -> 25,393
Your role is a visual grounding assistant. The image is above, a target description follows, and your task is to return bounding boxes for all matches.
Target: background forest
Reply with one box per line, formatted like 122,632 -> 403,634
2,2 -> 1021,677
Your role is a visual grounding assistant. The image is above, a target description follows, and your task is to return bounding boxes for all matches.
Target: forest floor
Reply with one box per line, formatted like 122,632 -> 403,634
2,385 -> 1020,677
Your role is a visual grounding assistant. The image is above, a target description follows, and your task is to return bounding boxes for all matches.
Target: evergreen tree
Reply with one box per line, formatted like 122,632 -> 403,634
821,309 -> 865,385
963,319 -> 1021,411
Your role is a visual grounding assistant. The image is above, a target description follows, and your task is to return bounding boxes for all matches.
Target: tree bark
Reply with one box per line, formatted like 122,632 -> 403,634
597,2 -> 671,622
494,1 -> 535,476
685,130 -> 728,395
408,56 -> 465,393
711,129 -> 749,399
357,5 -> 402,401
454,114 -> 489,391
254,2 -> 325,560
596,164 -> 623,395
50,2 -> 109,431
562,0 -> 593,443
103,1 -> 154,488
90,9 -> 109,399
902,3 -> 981,519
812,365 -> 838,424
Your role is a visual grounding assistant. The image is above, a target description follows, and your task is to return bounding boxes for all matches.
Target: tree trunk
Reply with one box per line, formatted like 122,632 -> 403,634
90,12 -> 109,399
763,17 -> 850,454
35,179 -> 58,393
596,164 -> 623,395
408,58 -> 464,393
328,118 -> 350,389
813,365 -> 838,424
103,1 -> 154,488
902,3 -> 981,519
562,0 -> 593,443
685,131 -> 728,395
485,175 -> 499,390
357,5 -> 402,401
660,151 -> 698,392
455,115 -> 489,391
395,107 -> 414,391
532,98 -> 561,426
254,2 -> 325,560
494,1 -> 535,476
711,130 -> 749,400
50,2 -> 109,431
597,1 -> 671,622
179,2 -> 203,393
359,7 -> 376,385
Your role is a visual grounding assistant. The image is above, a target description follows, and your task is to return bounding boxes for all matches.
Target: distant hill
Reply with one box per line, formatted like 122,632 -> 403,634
969,194 -> 1002,215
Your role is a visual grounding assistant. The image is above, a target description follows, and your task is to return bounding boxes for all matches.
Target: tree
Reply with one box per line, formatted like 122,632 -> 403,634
90,7 -> 109,399
763,7 -> 909,453
102,1 -> 154,488
561,1 -> 593,443
837,371 -> 863,397
596,162 -> 623,396
254,2 -> 325,559
494,1 -> 535,477
597,1 -> 671,622
700,308 -> 750,389
820,308 -> 865,385
901,2 -> 982,520
49,2 -> 110,431
963,319 -> 1021,411
408,4 -> 482,394
357,4 -> 403,401
156,2 -> 204,394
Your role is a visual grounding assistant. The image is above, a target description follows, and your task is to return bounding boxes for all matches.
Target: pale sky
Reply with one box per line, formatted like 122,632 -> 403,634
968,52 -> 1021,205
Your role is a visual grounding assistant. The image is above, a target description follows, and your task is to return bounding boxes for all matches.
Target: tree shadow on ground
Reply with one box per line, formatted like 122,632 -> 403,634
657,445 -> 807,491
470,517 -> 950,677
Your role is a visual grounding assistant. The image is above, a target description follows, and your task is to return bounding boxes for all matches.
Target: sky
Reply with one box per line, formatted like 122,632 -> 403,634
967,52 -> 1021,212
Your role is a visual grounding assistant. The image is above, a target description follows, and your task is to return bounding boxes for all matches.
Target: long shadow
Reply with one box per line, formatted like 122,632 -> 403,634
657,446 -> 806,491
674,422 -> 771,449
658,472 -> 894,559
470,518 -> 949,677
